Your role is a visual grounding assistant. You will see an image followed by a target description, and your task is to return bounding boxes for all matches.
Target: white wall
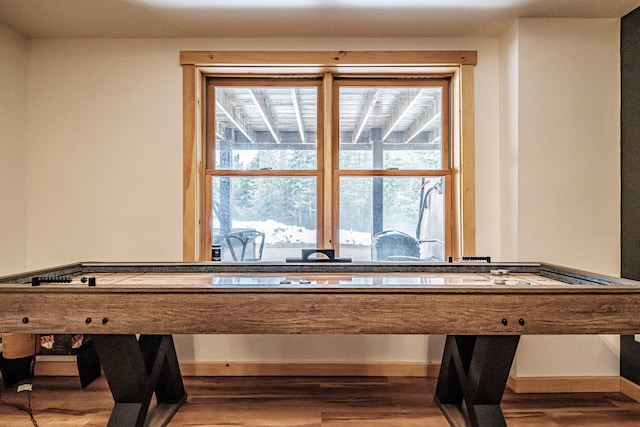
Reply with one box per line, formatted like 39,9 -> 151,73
7,22 -> 622,371
499,21 -> 519,261
517,19 -> 620,275
0,24 -> 28,276
25,40 -> 184,266
22,37 -> 499,364
501,18 -> 621,377
23,37 -> 502,270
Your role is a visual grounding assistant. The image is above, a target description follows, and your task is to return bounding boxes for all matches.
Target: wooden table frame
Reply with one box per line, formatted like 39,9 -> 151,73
1,261 -> 639,427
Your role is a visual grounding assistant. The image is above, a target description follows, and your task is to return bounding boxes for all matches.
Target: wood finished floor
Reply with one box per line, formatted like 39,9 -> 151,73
2,376 -> 640,426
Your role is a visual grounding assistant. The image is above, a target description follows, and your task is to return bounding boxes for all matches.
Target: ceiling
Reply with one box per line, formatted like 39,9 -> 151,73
1,0 -> 639,39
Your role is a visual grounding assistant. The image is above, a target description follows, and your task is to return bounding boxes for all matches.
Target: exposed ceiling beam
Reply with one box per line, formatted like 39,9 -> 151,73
382,89 -> 423,141
229,142 -> 441,151
352,89 -> 381,143
216,90 -> 255,143
215,122 -> 225,141
290,88 -> 306,144
249,89 -> 280,143
404,110 -> 441,144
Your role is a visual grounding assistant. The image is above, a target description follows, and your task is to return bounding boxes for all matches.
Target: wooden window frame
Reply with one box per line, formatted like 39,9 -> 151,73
181,51 -> 477,262
332,78 -> 452,258
204,77 -> 324,258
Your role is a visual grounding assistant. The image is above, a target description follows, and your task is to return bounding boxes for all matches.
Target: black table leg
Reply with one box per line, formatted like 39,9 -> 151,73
435,335 -> 520,427
76,341 -> 101,388
92,334 -> 187,427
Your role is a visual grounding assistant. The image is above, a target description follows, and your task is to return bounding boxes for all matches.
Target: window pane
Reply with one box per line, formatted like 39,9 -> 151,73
339,86 -> 442,170
212,176 -> 317,261
214,86 -> 317,170
339,176 -> 445,262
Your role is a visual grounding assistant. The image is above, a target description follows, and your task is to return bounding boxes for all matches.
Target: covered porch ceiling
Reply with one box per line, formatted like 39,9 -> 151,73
215,85 -> 442,149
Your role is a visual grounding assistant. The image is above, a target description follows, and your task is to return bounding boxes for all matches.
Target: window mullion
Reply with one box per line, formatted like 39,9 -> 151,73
322,72 -> 334,250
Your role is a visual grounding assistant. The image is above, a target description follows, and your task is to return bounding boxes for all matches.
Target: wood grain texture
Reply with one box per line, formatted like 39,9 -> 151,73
182,64 -> 198,262
508,375 -> 621,394
3,286 -> 640,335
459,65 -> 475,257
2,376 -> 640,426
179,50 -> 478,66
177,362 -> 431,378
621,377 -> 640,403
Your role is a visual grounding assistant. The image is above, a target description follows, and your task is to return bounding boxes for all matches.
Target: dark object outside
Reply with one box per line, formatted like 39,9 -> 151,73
373,230 -> 420,261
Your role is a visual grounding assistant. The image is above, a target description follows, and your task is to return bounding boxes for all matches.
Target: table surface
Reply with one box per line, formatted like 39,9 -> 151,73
2,263 -> 639,294
7,271 -> 568,288
1,262 -> 640,336
0,261 -> 636,287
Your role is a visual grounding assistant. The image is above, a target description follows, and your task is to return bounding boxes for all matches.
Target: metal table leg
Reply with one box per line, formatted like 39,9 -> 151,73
92,334 -> 187,427
435,335 -> 520,427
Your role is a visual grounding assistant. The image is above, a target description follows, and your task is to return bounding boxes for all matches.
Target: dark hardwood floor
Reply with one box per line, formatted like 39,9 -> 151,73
2,376 -> 640,426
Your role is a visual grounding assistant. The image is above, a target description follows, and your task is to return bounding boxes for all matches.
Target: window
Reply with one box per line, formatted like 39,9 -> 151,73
207,80 -> 322,261
335,80 -> 450,261
182,51 -> 477,262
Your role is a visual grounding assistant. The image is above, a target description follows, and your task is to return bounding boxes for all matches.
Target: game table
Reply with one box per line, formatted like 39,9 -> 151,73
1,261 -> 640,427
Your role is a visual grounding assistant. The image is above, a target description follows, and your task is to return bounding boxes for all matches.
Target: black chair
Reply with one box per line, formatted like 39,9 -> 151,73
212,202 -> 265,261
373,230 -> 421,261
213,228 -> 265,261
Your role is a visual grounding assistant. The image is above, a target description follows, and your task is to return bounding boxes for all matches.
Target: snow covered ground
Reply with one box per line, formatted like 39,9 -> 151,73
233,220 -> 372,245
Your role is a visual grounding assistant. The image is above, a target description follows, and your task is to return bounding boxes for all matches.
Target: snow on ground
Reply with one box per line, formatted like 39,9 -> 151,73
233,220 -> 371,245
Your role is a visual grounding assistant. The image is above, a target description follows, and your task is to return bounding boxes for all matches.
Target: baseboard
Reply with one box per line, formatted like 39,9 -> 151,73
507,374 -> 621,394
34,359 -> 436,378
32,358 -> 629,397
620,377 -> 640,403
34,359 -> 79,376
176,362 -> 437,377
